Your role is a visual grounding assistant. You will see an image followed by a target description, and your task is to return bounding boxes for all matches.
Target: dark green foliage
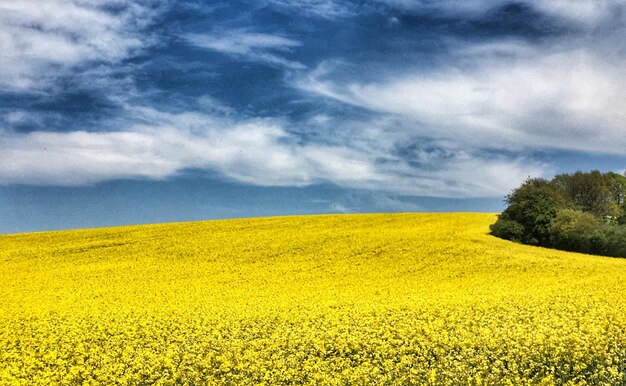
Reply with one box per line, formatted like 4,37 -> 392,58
489,216 -> 524,242
604,226 -> 626,257
493,178 -> 567,245
492,170 -> 626,258
548,209 -> 603,254
551,171 -> 615,218
618,208 -> 626,225
606,172 -> 626,206
606,172 -> 626,225
547,210 -> 626,257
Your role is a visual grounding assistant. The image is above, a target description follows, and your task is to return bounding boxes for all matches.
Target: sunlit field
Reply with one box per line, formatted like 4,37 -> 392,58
1,213 -> 625,385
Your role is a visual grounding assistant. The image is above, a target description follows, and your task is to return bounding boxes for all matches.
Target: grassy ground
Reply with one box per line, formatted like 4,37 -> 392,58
1,213 -> 625,385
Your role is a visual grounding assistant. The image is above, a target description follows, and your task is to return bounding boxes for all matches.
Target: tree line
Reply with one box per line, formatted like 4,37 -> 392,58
491,170 -> 626,258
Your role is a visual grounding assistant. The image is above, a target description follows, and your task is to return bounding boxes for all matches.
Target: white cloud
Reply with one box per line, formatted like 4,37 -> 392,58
192,95 -> 237,117
330,202 -> 349,213
0,109 -> 382,187
526,0 -> 625,26
318,192 -> 424,214
0,107 -> 542,197
379,0 -> 496,15
294,1 -> 626,194
0,130 -> 177,185
0,0 -> 560,198
299,45 -> 626,154
266,0 -> 355,19
185,30 -> 305,69
0,0 -> 160,91
369,149 -> 543,198
378,0 -> 626,27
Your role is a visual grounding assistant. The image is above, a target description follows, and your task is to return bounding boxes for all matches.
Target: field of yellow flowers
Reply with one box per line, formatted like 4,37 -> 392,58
1,213 -> 626,385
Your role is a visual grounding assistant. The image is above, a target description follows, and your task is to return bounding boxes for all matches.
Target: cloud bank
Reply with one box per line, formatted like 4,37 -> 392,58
300,44 -> 626,154
379,0 -> 626,26
0,106 -> 541,197
1,0 -> 623,200
0,0 -> 161,91
0,109 -> 380,187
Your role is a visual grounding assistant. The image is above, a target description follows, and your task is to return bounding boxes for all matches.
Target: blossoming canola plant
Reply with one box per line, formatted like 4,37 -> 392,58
1,213 -> 626,385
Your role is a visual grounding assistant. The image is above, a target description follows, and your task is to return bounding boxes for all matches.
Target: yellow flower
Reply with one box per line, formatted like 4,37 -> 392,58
0,213 -> 625,384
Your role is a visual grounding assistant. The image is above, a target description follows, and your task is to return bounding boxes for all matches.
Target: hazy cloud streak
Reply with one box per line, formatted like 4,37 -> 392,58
186,30 -> 305,69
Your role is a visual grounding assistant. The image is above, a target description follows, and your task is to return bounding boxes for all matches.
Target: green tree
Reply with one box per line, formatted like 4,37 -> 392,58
604,226 -> 626,257
548,209 -> 603,254
489,216 -> 524,242
606,172 -> 626,224
552,171 -> 615,218
493,178 -> 567,245
492,170 -> 626,258
605,172 -> 626,205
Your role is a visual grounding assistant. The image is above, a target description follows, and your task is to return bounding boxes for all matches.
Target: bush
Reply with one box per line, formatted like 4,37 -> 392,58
589,229 -> 609,255
499,178 -> 567,246
617,205 -> 626,225
492,171 -> 626,258
490,217 -> 524,242
547,209 -> 626,257
548,209 -> 600,253
552,171 -> 616,218
604,226 -> 626,257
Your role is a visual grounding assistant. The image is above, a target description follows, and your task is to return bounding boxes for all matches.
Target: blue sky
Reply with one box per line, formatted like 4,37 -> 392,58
1,0 -> 625,233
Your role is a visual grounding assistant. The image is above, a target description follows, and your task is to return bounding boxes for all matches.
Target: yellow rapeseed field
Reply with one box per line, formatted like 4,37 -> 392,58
1,213 -> 626,385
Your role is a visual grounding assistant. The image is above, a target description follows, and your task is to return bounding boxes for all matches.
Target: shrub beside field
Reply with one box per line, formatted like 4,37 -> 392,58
1,213 -> 626,385
491,171 -> 626,257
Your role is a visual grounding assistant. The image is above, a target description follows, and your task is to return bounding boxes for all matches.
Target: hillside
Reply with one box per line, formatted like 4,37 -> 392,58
1,213 -> 626,384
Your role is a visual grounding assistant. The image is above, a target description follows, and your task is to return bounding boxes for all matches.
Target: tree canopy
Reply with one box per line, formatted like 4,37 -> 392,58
491,170 -> 626,258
